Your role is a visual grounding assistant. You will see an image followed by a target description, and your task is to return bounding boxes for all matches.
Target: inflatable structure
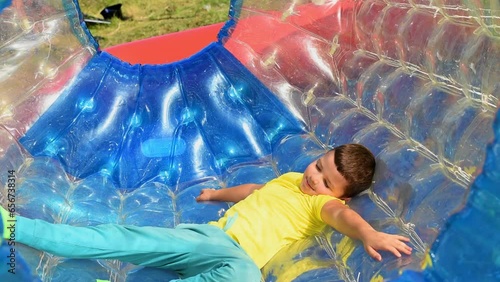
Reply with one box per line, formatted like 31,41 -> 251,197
0,0 -> 499,281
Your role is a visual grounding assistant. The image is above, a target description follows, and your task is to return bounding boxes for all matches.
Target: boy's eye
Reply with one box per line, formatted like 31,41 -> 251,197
323,179 -> 329,188
315,163 -> 321,171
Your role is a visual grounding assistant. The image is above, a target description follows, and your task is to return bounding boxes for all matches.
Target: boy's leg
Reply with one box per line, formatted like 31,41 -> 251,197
0,204 -> 15,242
15,216 -> 198,273
13,215 -> 261,281
172,224 -> 262,282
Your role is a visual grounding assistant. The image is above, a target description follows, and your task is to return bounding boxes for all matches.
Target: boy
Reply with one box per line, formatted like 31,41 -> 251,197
1,144 -> 411,281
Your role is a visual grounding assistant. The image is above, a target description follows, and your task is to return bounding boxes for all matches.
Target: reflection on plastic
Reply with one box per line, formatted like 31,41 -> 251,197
141,138 -> 186,158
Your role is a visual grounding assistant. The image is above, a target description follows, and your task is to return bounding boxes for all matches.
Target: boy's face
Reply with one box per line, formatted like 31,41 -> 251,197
300,150 -> 349,199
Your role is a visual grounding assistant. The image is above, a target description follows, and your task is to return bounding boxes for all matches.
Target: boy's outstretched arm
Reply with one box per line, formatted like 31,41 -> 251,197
320,200 -> 412,261
196,183 -> 264,203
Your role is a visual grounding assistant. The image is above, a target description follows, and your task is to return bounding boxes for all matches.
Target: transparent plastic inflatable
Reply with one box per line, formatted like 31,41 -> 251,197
0,0 -> 499,281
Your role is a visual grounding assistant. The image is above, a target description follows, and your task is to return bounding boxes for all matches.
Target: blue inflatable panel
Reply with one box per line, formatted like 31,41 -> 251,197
422,109 -> 500,281
0,0 -> 499,281
19,43 -> 305,189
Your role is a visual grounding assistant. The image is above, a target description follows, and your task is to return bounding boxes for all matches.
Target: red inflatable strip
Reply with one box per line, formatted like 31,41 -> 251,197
105,23 -> 224,65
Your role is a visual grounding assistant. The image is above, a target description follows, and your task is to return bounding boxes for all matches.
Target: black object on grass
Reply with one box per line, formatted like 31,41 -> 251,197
100,4 -> 127,20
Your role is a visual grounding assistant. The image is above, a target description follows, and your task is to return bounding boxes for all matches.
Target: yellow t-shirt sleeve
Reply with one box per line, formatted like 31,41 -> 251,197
310,195 -> 345,224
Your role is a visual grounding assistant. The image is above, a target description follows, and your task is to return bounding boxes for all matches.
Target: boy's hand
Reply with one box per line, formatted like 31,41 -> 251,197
361,230 -> 412,261
196,189 -> 217,202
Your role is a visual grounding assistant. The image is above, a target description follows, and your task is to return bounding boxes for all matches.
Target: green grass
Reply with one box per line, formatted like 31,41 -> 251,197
78,0 -> 230,48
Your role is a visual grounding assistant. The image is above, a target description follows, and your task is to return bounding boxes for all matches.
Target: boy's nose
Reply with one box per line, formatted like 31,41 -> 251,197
311,176 -> 319,185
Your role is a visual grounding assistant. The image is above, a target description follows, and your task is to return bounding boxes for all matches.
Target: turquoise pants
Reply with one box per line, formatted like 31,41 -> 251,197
16,216 -> 261,281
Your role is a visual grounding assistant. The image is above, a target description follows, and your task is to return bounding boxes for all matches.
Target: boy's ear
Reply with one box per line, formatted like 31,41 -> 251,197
341,197 -> 351,203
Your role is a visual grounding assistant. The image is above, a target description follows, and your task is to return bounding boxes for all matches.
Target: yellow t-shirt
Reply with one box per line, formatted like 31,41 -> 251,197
208,172 -> 344,268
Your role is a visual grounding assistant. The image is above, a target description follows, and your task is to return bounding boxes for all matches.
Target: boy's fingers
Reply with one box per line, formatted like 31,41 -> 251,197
196,192 -> 206,201
401,245 -> 412,254
389,247 -> 402,258
197,189 -> 216,202
366,246 -> 382,261
394,238 -> 412,254
397,235 -> 410,242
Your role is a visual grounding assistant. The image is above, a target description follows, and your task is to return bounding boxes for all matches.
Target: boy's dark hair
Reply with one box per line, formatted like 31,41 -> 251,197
332,144 -> 376,198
